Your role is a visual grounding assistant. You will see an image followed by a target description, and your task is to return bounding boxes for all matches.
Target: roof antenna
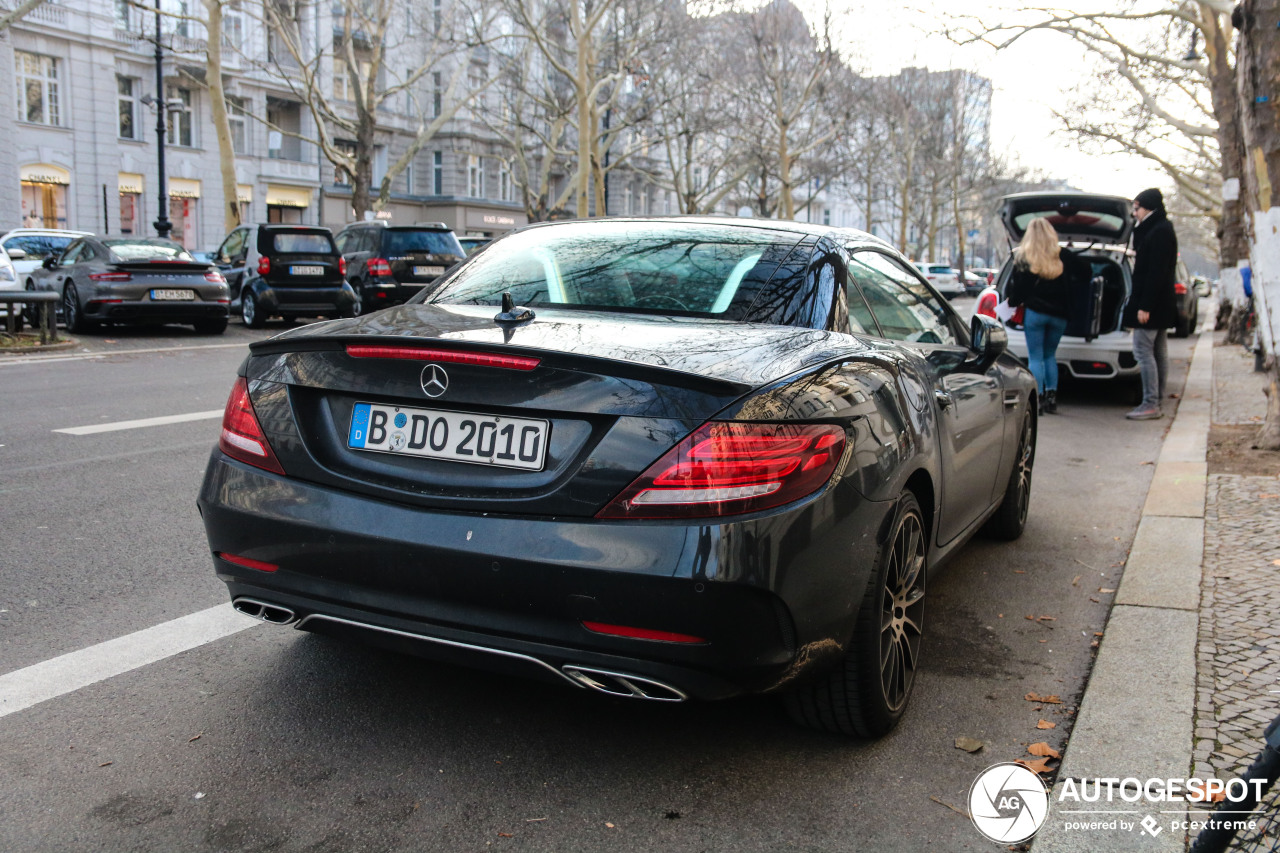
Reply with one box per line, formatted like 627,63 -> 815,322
495,291 -> 535,324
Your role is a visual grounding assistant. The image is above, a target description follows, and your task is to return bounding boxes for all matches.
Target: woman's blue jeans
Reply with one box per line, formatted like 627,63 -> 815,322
1023,308 -> 1068,393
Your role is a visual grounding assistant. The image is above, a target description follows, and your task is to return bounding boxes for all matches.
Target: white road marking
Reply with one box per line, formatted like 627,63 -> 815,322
0,604 -> 256,719
0,341 -> 251,366
54,410 -> 223,435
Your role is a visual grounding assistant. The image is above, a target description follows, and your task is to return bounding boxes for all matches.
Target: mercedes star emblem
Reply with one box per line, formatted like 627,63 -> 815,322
420,363 -> 449,398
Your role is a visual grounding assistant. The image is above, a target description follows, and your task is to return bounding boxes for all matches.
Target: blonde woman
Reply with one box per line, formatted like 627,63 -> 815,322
1006,217 -> 1088,414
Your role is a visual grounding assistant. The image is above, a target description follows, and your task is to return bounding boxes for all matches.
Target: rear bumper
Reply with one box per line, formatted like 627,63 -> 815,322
85,301 -> 229,322
197,451 -> 887,700
1006,329 -> 1139,379
358,280 -> 429,309
252,282 -> 355,316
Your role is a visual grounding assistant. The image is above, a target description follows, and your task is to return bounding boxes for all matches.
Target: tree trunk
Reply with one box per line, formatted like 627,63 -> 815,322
575,4 -> 592,218
1235,0 -> 1280,449
203,0 -> 242,232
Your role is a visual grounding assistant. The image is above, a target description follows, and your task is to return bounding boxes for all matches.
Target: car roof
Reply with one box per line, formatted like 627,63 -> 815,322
2,228 -> 94,239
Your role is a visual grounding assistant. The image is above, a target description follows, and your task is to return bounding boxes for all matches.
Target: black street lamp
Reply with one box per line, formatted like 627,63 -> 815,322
152,0 -> 172,239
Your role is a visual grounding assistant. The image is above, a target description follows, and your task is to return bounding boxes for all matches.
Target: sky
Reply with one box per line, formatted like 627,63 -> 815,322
799,0 -> 1172,195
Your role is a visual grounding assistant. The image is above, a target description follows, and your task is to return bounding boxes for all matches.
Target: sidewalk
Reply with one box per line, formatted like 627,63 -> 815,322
1033,328 -> 1280,852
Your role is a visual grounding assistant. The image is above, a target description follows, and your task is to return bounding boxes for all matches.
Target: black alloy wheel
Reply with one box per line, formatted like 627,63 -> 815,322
983,407 -> 1035,540
785,491 -> 927,737
63,283 -> 95,334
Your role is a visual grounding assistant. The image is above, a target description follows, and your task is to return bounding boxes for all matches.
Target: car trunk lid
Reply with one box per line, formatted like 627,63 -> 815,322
242,303 -> 861,516
1000,192 -> 1134,245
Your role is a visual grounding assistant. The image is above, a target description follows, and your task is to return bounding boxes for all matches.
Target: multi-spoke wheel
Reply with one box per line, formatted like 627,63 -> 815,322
785,490 -> 927,737
983,406 -> 1035,541
242,290 -> 264,328
63,283 -> 96,334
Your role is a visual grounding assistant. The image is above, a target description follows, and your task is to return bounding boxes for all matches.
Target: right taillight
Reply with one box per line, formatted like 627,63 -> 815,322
368,257 -> 391,277
218,377 -> 285,475
257,256 -> 271,275
976,290 -> 998,319
596,422 -> 845,520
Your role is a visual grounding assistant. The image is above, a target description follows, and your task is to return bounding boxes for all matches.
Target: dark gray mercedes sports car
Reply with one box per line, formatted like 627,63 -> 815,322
198,217 -> 1037,737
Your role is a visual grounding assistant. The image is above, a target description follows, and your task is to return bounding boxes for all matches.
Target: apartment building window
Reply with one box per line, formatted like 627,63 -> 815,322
467,155 -> 483,198
404,163 -> 414,195
166,86 -> 194,147
16,52 -> 61,126
227,96 -> 248,154
623,185 -> 632,215
432,0 -> 441,32
267,97 -> 303,160
431,72 -> 441,118
117,75 -> 139,139
333,140 -> 357,185
113,0 -> 131,28
222,2 -> 244,50
498,163 -> 511,203
432,151 -> 443,195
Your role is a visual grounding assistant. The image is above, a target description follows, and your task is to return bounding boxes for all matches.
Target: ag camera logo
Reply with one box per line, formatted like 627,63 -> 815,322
969,762 -> 1050,844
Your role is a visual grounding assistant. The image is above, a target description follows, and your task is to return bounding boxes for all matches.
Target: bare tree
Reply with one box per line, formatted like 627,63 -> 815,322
947,3 -> 1247,273
1234,0 -> 1280,449
259,0 -> 494,217
0,0 -> 47,31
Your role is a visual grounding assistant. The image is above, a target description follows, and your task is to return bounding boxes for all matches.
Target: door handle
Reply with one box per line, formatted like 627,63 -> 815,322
934,390 -> 953,410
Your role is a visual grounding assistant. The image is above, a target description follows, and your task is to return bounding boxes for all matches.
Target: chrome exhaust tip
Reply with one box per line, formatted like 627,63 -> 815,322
232,597 -> 297,625
562,666 -> 688,702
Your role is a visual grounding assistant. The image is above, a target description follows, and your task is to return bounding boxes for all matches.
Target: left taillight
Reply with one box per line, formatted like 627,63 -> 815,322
218,377 -> 285,475
339,256 -> 347,276
205,270 -> 226,284
1174,282 -> 1188,295
89,271 -> 131,281
596,421 -> 846,520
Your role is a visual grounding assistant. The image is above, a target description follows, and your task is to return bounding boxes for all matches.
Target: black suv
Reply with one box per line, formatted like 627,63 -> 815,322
213,224 -> 355,327
334,221 -> 465,315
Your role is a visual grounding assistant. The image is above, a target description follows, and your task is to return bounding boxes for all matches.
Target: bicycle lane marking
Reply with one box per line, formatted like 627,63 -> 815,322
0,604 -> 257,719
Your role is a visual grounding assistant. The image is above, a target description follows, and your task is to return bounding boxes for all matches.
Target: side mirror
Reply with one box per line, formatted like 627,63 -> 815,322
968,314 -> 1008,371
7,247 -> 26,260
42,255 -> 58,270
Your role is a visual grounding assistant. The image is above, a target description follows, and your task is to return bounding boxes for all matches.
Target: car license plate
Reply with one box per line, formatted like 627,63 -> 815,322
291,265 -> 323,275
151,289 -> 196,300
348,403 -> 548,471
414,265 -> 445,276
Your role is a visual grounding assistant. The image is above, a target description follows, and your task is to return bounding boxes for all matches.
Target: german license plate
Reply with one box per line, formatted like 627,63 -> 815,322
291,265 -> 323,275
348,402 -> 548,471
151,289 -> 196,300
414,265 -> 445,276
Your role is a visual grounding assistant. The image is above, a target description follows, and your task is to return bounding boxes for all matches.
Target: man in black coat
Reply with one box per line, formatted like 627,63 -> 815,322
1124,187 -> 1179,419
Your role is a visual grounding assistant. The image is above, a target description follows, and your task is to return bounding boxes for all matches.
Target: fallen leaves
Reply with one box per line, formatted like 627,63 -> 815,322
1016,756 -> 1054,774
188,734 -> 202,743
1036,720 -> 1057,730
954,737 -> 984,753
1025,693 -> 1063,704
1099,588 -> 1116,594
1028,742 -> 1060,759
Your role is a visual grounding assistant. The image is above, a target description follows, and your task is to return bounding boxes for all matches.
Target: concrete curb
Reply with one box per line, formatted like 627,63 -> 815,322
1032,332 -> 1215,852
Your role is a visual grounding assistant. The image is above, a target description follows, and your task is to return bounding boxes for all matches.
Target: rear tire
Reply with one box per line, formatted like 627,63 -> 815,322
784,491 -> 927,737
63,284 -> 96,334
242,291 -> 265,328
983,407 -> 1035,540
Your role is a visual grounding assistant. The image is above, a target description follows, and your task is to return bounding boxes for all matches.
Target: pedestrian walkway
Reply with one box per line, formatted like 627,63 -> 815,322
1033,328 -> 1280,852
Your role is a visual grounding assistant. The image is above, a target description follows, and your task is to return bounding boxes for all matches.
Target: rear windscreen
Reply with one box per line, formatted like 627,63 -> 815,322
272,233 -> 334,254
103,240 -> 194,261
383,230 -> 463,256
423,221 -> 812,324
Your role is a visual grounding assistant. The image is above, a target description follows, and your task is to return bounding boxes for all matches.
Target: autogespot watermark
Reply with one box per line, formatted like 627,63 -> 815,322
968,767 -> 1265,844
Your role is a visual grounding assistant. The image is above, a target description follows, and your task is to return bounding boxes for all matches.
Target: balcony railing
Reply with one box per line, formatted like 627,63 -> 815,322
22,1 -> 68,26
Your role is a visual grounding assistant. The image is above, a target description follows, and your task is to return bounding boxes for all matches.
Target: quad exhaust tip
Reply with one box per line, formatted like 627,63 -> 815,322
232,597 -> 297,625
562,665 -> 688,702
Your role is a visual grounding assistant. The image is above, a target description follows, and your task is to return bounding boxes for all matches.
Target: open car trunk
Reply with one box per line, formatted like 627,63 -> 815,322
999,250 -> 1129,341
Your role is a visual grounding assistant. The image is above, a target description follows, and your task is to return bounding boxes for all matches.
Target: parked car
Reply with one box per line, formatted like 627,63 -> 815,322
0,245 -> 20,331
211,224 -> 355,328
335,221 -> 465,315
996,191 -> 1141,381
1173,258 -> 1199,338
29,236 -> 229,334
1191,275 -> 1212,298
2,228 -> 93,329
458,236 -> 492,256
911,261 -> 966,298
971,267 -> 1000,288
960,269 -> 987,295
198,216 -> 1037,737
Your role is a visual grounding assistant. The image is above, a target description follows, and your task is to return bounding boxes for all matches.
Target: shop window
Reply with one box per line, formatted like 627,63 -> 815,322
16,52 -> 61,126
119,192 -> 140,234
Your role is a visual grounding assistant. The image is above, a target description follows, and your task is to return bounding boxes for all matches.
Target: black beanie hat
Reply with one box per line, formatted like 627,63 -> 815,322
1134,188 -> 1164,211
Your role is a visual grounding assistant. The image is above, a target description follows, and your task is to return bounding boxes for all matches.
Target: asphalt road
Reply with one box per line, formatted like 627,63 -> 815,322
0,311 -> 1195,852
